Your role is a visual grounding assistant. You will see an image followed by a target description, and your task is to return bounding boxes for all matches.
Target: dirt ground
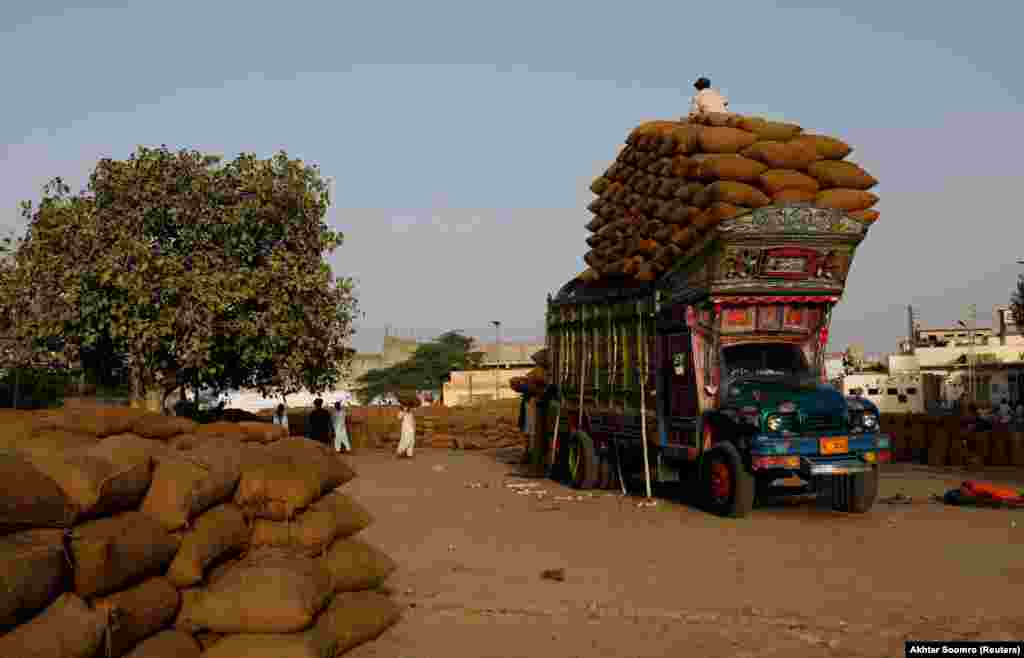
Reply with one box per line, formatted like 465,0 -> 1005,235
343,446 -> 1024,658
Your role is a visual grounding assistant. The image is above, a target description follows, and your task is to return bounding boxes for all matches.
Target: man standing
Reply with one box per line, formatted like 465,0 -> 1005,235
395,405 -> 416,458
272,403 -> 290,434
331,401 -> 351,453
688,77 -> 729,119
307,398 -> 333,446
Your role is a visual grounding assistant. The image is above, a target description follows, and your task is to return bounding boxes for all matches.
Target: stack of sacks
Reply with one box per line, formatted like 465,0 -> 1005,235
0,406 -> 402,657
174,436 -> 399,657
583,114 -> 879,282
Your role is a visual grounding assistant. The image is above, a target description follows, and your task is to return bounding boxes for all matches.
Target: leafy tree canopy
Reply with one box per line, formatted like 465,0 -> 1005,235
354,331 -> 484,403
0,147 -> 358,402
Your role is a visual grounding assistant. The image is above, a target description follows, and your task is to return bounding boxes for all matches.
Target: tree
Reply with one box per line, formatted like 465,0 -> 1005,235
1012,274 -> 1024,328
354,331 -> 484,404
0,148 -> 358,408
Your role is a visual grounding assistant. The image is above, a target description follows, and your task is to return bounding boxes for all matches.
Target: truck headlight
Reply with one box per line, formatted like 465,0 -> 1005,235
861,413 -> 878,430
766,415 -> 783,432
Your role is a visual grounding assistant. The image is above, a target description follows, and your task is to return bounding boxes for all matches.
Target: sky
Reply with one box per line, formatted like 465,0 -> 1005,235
2,1 -> 1022,354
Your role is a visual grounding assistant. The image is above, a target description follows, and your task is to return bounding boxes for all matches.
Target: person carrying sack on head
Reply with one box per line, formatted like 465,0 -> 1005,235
688,76 -> 729,119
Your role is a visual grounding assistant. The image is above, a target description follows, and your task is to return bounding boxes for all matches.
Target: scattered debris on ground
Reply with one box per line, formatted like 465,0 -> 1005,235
540,568 -> 566,582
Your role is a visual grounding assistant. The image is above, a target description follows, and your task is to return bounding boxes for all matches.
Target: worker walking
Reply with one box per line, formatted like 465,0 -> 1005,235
332,401 -> 351,453
395,405 -> 416,458
688,77 -> 729,118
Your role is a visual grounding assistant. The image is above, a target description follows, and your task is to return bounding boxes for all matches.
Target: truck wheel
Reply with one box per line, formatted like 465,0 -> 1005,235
702,442 -> 755,518
568,432 -> 600,490
833,466 -> 879,513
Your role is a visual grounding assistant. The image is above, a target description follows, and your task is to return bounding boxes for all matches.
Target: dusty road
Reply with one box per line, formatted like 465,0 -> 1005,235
344,447 -> 1024,658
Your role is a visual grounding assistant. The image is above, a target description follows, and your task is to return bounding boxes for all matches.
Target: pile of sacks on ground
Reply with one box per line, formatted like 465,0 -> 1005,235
0,405 -> 400,658
583,113 -> 879,282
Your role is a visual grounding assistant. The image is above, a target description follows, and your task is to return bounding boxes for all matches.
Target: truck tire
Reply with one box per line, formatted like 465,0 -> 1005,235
568,432 -> 600,490
833,466 -> 879,513
701,442 -> 755,518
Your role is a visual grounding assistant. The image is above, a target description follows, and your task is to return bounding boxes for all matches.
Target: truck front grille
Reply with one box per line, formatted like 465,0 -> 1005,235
802,413 -> 844,433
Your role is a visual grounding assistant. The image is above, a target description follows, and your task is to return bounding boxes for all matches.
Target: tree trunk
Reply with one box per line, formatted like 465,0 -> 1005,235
128,366 -> 145,409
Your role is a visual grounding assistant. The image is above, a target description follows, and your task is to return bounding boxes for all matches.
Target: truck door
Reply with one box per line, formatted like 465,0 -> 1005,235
661,332 -> 699,446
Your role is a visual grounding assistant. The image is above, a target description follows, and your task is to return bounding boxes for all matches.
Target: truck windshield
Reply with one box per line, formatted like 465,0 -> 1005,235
722,343 -> 812,381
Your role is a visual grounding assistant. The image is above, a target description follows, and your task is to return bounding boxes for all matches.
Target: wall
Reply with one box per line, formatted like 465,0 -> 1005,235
443,367 -> 534,406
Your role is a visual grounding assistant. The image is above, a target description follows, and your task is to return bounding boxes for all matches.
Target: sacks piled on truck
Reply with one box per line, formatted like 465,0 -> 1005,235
0,405 -> 401,657
583,113 -> 879,282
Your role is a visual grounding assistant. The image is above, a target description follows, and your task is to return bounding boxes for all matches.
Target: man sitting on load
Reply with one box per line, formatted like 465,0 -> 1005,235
688,76 -> 729,119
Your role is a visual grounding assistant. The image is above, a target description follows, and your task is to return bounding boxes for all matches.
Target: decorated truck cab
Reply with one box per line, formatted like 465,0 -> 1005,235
544,205 -> 891,517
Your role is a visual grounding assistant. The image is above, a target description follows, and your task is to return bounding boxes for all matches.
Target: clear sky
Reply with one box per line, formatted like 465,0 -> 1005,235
2,1 -> 1022,354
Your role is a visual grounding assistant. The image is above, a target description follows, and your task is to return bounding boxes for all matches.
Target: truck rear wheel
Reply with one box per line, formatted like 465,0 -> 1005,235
702,442 -> 755,518
567,432 -> 600,490
833,466 -> 879,513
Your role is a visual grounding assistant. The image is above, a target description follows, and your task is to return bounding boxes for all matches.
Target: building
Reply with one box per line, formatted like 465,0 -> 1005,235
842,370 -> 943,414
898,304 -> 1024,406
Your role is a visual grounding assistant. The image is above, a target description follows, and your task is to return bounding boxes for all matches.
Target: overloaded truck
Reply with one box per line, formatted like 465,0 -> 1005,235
540,115 -> 891,517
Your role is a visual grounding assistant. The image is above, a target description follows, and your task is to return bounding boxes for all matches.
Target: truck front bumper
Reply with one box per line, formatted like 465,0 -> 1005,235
799,456 -> 874,476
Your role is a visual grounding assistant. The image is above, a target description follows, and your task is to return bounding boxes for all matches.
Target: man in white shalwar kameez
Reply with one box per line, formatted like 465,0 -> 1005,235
331,401 -> 350,453
396,406 -> 416,458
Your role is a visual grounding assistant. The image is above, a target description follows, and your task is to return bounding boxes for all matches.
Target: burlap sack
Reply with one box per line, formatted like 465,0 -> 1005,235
988,430 -> 1011,466
849,209 -> 880,223
23,452 -> 152,521
741,141 -> 818,170
193,631 -> 224,651
694,154 -> 767,183
92,577 -> 181,658
174,550 -> 333,634
167,433 -> 209,452
0,528 -> 69,630
671,182 -> 702,203
771,189 -> 817,204
734,116 -> 803,141
195,421 -> 248,438
237,439 -> 358,521
666,124 -> 702,154
589,176 -> 609,195
321,537 -> 397,593
312,591 -> 402,655
814,189 -> 879,212
130,415 -> 198,441
140,442 -> 245,530
696,126 -> 758,154
790,134 -> 852,160
927,429 -> 949,467
83,434 -> 173,470
234,422 -> 288,444
701,181 -> 771,208
251,491 -> 373,557
70,511 -> 180,598
0,452 -> 77,531
694,202 -> 743,230
14,429 -> 100,460
807,160 -> 878,190
166,503 -> 249,588
0,592 -> 106,658
196,632 -> 328,658
52,407 -> 147,438
123,630 -> 201,658
758,169 -> 821,195
0,411 -> 38,451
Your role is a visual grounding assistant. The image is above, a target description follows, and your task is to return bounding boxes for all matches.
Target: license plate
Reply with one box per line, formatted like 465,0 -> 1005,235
820,437 -> 848,455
